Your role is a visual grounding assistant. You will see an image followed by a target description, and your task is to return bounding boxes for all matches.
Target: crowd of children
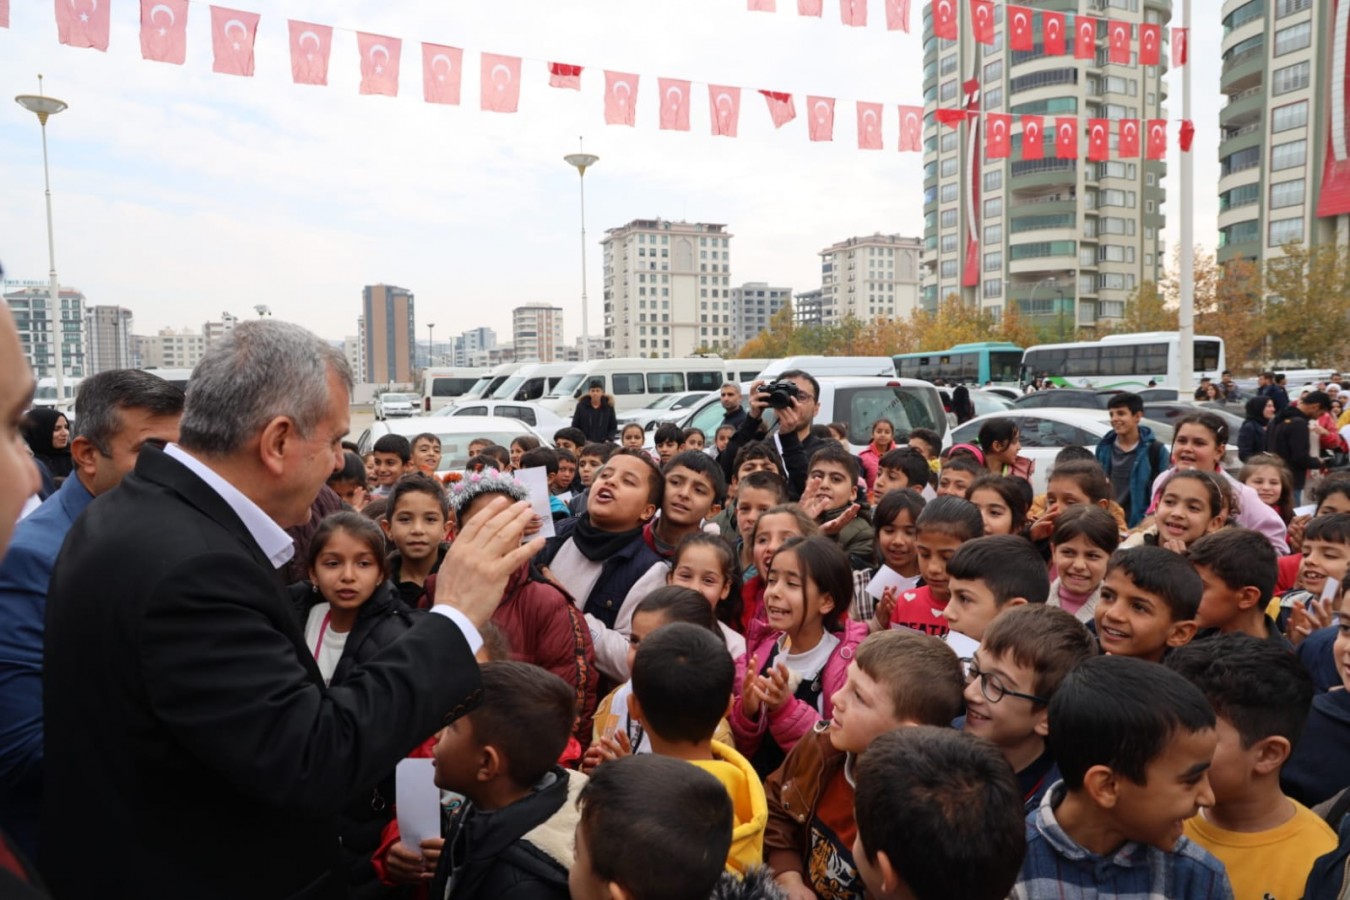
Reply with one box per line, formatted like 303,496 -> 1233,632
259,386 -> 1350,900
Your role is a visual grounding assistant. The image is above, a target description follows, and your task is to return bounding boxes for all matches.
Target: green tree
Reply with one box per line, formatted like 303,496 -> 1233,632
1100,281 -> 1178,335
1264,242 -> 1350,367
736,299 -> 795,358
1194,257 -> 1265,374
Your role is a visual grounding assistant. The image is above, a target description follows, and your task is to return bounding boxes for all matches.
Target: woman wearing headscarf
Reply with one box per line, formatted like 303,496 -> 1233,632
21,408 -> 73,485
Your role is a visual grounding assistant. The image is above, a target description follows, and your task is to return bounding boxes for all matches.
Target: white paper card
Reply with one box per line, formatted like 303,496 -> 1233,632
515,466 -> 557,539
865,566 -> 921,600
945,629 -> 981,658
395,757 -> 441,852
1295,503 -> 1319,517
1323,577 -> 1342,603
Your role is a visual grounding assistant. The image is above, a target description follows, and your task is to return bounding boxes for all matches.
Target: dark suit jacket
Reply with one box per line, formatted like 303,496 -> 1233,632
40,447 -> 482,899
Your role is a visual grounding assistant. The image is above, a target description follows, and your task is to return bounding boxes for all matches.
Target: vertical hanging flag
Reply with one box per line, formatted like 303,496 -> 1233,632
857,102 -> 883,149
760,90 -> 797,128
1021,115 -> 1045,160
56,0 -> 112,50
1146,119 -> 1167,160
1074,16 -> 1096,60
1055,117 -> 1078,159
885,0 -> 910,32
897,105 -> 923,151
1108,20 -> 1131,65
748,0 -> 776,9
289,21 -> 332,85
1042,11 -> 1066,55
422,43 -> 462,105
710,85 -> 742,137
970,0 -> 994,45
357,33 -> 401,97
986,113 -> 1011,158
481,53 -> 522,113
210,7 -> 259,76
604,71 -> 639,126
1172,27 -> 1188,66
1138,23 -> 1161,66
1008,6 -> 1033,52
1119,118 -> 1141,158
1088,119 -> 1110,161
933,0 -> 957,40
841,0 -> 866,26
0,0 -> 9,28
808,96 -> 835,141
658,78 -> 691,131
548,63 -> 582,90
798,0 -> 823,15
140,0 -> 188,65
1180,120 -> 1195,152
1320,0 -> 1350,215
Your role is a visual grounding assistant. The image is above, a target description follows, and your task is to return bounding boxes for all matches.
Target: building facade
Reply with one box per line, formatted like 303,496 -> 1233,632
819,234 -> 922,324
137,328 -> 206,370
793,288 -> 824,329
920,1 -> 1170,335
202,311 -> 239,347
362,284 -> 415,384
512,305 -> 565,362
85,305 -> 134,373
730,283 -> 792,346
3,283 -> 87,379
453,326 -> 497,367
601,218 -> 733,357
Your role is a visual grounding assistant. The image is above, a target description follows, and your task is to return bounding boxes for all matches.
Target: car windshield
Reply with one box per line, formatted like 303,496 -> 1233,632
549,373 -> 587,398
491,376 -> 527,399
837,386 -> 944,445
431,431 -> 531,472
383,394 -> 415,403
643,394 -> 682,410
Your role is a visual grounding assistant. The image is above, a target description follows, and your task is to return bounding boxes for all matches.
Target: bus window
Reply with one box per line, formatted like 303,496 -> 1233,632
1195,341 -> 1221,371
433,377 -> 479,397
1102,346 -> 1135,376
687,371 -> 721,391
613,373 -> 645,395
1136,343 -> 1167,374
646,372 -> 685,393
990,352 -> 1022,383
1065,348 -> 1099,377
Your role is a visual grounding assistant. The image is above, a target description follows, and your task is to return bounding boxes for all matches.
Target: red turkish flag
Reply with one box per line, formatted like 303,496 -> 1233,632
1180,120 -> 1196,152
659,78 -> 691,131
808,96 -> 835,141
1074,16 -> 1096,60
358,33 -> 400,97
710,85 -> 742,137
1043,11 -> 1066,55
1173,27 -> 1188,67
970,0 -> 994,45
933,0 -> 957,40
210,7 -> 258,76
935,108 -> 968,129
0,0 -> 8,28
1119,118 -> 1141,157
857,102 -> 883,149
1021,115 -> 1045,160
760,90 -> 797,128
481,53 -> 522,113
1146,119 -> 1167,160
1138,23 -> 1161,66
748,0 -> 776,9
548,63 -> 582,90
1088,118 -> 1110,161
289,21 -> 333,86
1108,20 -> 1131,64
1055,117 -> 1078,159
885,0 -> 910,32
798,0 -> 823,14
841,0 -> 866,26
605,71 -> 639,126
140,0 -> 188,65
1008,6 -> 1033,51
986,113 -> 1012,159
56,0 -> 111,50
422,43 -> 462,105
897,105 -> 923,151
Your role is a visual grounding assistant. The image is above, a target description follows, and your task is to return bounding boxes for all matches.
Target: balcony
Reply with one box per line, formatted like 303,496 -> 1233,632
1222,85 -> 1265,129
1220,48 -> 1265,95
1218,124 -> 1264,160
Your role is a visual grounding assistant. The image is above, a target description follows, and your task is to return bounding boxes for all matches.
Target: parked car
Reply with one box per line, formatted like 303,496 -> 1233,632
374,392 -> 419,420
356,416 -> 546,474
434,400 -> 571,436
938,388 -> 1016,424
620,391 -> 716,431
1012,389 -> 1118,411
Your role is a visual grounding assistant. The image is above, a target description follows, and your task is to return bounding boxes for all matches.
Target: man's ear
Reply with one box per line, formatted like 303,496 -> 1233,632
256,416 -> 294,476
69,435 -> 101,479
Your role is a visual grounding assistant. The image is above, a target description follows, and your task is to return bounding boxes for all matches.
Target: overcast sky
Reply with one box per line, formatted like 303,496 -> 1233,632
0,0 -> 1221,344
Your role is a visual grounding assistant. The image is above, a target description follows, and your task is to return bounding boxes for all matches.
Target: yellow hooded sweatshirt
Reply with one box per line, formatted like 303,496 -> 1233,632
689,740 -> 769,874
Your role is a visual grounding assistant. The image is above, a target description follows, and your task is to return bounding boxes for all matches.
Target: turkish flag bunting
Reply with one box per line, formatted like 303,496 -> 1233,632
1172,27 -> 1188,67
1138,23 -> 1161,66
423,43 -> 463,105
841,0 -> 866,26
549,63 -> 582,90
1008,6 -> 1033,51
659,78 -> 691,131
760,90 -> 797,128
0,0 -> 8,28
140,0 -> 188,65
935,108 -> 967,129
748,0 -> 776,10
358,33 -> 401,97
1180,120 -> 1196,152
933,0 -> 957,40
1042,11 -> 1066,56
710,85 -> 741,137
57,0 -> 112,50
481,53 -> 522,113
1074,16 -> 1096,60
897,105 -> 923,151
885,0 -> 910,32
1146,119 -> 1167,160
289,21 -> 333,85
798,0 -> 823,15
986,113 -> 1012,159
1119,118 -> 1141,158
1055,117 -> 1078,159
1088,118 -> 1110,161
808,96 -> 835,141
210,7 -> 259,76
1108,20 -> 1131,65
857,102 -> 883,150
970,0 -> 994,45
604,71 -> 639,126
1021,115 -> 1045,160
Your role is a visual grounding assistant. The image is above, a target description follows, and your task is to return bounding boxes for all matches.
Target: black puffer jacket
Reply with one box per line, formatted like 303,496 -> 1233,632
572,396 -> 618,443
1266,403 -> 1320,490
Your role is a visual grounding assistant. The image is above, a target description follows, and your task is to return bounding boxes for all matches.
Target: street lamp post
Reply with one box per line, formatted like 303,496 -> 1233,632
1056,289 -> 1067,340
1027,276 -> 1058,323
15,76 -> 69,400
426,322 -> 436,368
564,140 -> 599,362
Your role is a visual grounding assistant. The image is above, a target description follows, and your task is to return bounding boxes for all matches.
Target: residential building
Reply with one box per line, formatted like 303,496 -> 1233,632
342,335 -> 362,381
3,283 -> 87,379
513,304 -> 565,362
920,1 -> 1170,335
202,311 -> 239,347
819,234 -> 922,323
794,289 -> 824,329
137,328 -> 207,370
730,283 -> 792,346
453,326 -> 497,367
468,343 -> 515,367
560,335 -> 608,362
362,284 -> 415,384
85,305 -> 134,373
601,218 -> 733,357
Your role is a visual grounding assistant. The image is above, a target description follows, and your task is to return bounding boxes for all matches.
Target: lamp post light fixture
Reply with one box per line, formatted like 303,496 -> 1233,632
564,140 -> 599,362
427,322 -> 436,368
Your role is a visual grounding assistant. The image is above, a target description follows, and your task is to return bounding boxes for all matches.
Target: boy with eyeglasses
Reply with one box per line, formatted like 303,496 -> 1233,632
961,605 -> 1098,813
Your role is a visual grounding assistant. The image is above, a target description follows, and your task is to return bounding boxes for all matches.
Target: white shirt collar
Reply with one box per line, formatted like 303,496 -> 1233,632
164,443 -> 296,568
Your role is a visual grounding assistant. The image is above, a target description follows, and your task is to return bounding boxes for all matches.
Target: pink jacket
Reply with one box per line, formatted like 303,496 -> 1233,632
858,444 -> 888,493
729,618 -> 870,759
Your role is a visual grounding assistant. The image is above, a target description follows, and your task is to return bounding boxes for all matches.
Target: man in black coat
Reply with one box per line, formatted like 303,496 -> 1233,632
1267,389 -> 1331,504
40,320 -> 543,899
571,379 -> 618,443
719,382 -> 748,430
717,369 -> 822,500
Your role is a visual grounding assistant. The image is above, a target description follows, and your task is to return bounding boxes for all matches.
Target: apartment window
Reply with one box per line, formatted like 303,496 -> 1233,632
984,87 -> 1003,108
1098,244 -> 1135,263
1098,273 -> 1136,291
940,260 -> 959,278
983,169 -> 1003,191
1271,139 -> 1308,171
1269,217 -> 1305,245
1219,220 -> 1261,247
985,224 -> 1002,244
1222,146 -> 1262,176
1277,0 -> 1312,15
984,251 -> 1003,272
940,183 -> 959,202
941,234 -> 958,253
941,156 -> 959,177
941,208 -> 959,227
1274,21 -> 1311,56
941,53 -> 958,75
984,196 -> 1003,218
1272,61 -> 1311,95
941,130 -> 958,152
984,60 -> 1003,82
940,79 -> 958,101
1272,100 -> 1309,133
983,279 -> 1004,299
1270,179 -> 1306,209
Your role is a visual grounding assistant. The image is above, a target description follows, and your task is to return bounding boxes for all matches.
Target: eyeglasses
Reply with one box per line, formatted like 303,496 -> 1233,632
960,658 -> 1048,705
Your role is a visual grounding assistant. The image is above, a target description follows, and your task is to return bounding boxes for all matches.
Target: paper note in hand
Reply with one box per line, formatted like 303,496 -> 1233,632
396,757 -> 441,852
1295,503 -> 1319,517
866,565 -> 921,599
514,466 -> 556,540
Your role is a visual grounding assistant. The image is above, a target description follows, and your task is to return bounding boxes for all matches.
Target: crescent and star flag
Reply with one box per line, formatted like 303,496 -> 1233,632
1074,16 -> 1096,60
857,102 -> 883,149
1108,20 -> 1131,65
985,113 -> 1011,159
289,20 -> 332,85
933,0 -> 957,40
548,63 -> 582,90
481,53 -> 521,113
1180,119 -> 1195,152
1319,0 -> 1350,216
1146,119 -> 1167,160
56,0 -> 112,50
659,78 -> 691,131
760,90 -> 796,128
897,105 -> 923,151
1055,117 -> 1078,159
1119,118 -> 1141,158
1088,119 -> 1110,162
1042,11 -> 1066,55
140,0 -> 188,65
605,71 -> 639,126
970,0 -> 994,45
210,6 -> 258,76
1138,23 -> 1161,66
798,0 -> 823,15
748,0 -> 776,9
808,96 -> 835,141
357,32 -> 400,97
1172,27 -> 1188,66
1008,6 -> 1033,51
1021,115 -> 1045,160
935,108 -> 967,128
422,43 -> 463,105
841,0 -> 866,26
885,0 -> 910,32
709,85 -> 741,137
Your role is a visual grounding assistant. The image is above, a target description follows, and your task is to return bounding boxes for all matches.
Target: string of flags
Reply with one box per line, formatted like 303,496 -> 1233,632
20,0 -> 1195,159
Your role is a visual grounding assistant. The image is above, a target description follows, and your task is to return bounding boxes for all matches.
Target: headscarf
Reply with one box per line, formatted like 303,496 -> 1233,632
21,407 -> 73,479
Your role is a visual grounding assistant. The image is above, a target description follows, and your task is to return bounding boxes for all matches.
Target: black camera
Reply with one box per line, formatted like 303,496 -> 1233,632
757,380 -> 805,409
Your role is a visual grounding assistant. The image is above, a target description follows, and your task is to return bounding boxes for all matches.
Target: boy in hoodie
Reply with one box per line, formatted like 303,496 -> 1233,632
572,379 -> 618,444
627,622 -> 768,873
1267,389 -> 1331,504
765,629 -> 965,899
1094,392 -> 1168,529
802,443 -> 873,569
382,474 -> 451,606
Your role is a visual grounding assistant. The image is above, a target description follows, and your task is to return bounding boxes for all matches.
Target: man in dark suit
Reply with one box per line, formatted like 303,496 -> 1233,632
40,321 -> 542,899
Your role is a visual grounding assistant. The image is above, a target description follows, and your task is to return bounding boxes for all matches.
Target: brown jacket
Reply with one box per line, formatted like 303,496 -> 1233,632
763,722 -> 847,878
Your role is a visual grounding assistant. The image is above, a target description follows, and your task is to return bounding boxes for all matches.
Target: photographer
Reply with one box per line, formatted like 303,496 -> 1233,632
718,369 -> 822,500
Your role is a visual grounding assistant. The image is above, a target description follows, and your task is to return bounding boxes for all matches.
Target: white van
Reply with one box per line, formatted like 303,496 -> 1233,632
487,362 -> 575,403
539,357 -> 728,417
756,356 -> 896,381
31,377 -> 83,416
726,359 -> 772,384
421,366 -> 489,413
444,363 -> 521,410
